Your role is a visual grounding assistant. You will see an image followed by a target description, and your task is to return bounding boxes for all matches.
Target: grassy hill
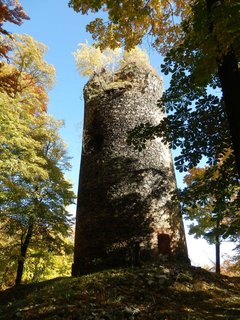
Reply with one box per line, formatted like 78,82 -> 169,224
0,262 -> 239,320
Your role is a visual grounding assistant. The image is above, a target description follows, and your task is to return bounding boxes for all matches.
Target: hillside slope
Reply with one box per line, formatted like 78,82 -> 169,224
0,263 -> 239,320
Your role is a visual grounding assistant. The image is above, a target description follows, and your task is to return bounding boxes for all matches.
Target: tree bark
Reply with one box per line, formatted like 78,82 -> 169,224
206,0 -> 240,177
15,223 -> 33,285
217,51 -> 240,177
215,241 -> 221,274
215,218 -> 221,274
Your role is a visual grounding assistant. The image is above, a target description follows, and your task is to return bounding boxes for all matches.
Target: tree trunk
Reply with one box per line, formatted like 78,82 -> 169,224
215,240 -> 220,274
15,223 -> 33,285
217,51 -> 240,177
215,219 -> 221,274
206,0 -> 240,177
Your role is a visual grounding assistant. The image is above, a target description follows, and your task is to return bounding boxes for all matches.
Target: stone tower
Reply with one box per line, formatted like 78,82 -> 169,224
72,63 -> 189,276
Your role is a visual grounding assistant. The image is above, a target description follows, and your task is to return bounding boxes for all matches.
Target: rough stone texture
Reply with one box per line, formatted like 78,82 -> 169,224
72,63 -> 189,276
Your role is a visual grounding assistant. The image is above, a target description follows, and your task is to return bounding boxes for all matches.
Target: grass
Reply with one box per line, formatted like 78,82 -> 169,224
0,262 -> 239,320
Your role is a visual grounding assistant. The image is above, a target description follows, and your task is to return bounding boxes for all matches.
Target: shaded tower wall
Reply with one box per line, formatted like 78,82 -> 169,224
72,63 -> 189,276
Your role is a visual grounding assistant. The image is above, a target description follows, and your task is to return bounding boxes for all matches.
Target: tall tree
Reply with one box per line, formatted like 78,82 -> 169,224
69,0 -> 240,176
0,116 -> 75,285
181,153 -> 239,273
175,0 -> 240,175
0,33 -> 75,285
203,0 -> 240,176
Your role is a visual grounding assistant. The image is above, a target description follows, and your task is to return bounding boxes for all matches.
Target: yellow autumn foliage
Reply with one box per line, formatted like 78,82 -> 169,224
74,42 -> 153,78
73,41 -> 121,77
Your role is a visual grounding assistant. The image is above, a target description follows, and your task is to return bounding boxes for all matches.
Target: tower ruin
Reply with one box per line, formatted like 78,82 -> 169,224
72,63 -> 189,276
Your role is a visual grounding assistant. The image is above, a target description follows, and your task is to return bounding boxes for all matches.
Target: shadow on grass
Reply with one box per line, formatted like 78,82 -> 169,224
0,265 -> 239,320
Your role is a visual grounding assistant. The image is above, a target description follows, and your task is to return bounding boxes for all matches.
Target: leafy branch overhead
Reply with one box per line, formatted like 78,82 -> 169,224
69,0 -> 189,53
0,0 -> 29,36
0,0 -> 29,60
128,56 -> 231,173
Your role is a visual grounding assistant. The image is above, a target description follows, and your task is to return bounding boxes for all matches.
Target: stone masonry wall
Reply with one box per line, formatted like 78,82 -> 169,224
72,63 -> 189,276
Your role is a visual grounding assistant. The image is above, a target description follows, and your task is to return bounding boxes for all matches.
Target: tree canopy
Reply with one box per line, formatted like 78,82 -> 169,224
68,0 -> 189,52
0,33 -> 75,285
0,34 -> 55,181
180,157 -> 239,273
0,0 -> 29,59
0,0 -> 29,36
0,115 -> 75,285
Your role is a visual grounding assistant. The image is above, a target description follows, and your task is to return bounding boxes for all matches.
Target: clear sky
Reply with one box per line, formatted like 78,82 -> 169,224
6,0 -> 234,268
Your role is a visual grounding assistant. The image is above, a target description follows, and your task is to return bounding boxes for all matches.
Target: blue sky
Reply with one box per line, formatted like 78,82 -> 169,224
6,0 -> 234,267
6,0 -> 165,191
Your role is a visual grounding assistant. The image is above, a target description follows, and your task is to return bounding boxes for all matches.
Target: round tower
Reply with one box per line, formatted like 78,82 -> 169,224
72,63 -> 189,276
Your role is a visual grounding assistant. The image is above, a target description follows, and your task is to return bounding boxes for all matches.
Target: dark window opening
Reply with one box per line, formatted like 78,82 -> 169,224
157,234 -> 171,255
93,134 -> 104,151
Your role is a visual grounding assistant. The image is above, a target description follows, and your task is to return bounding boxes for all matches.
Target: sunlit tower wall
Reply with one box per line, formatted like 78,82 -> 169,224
72,63 -> 189,276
